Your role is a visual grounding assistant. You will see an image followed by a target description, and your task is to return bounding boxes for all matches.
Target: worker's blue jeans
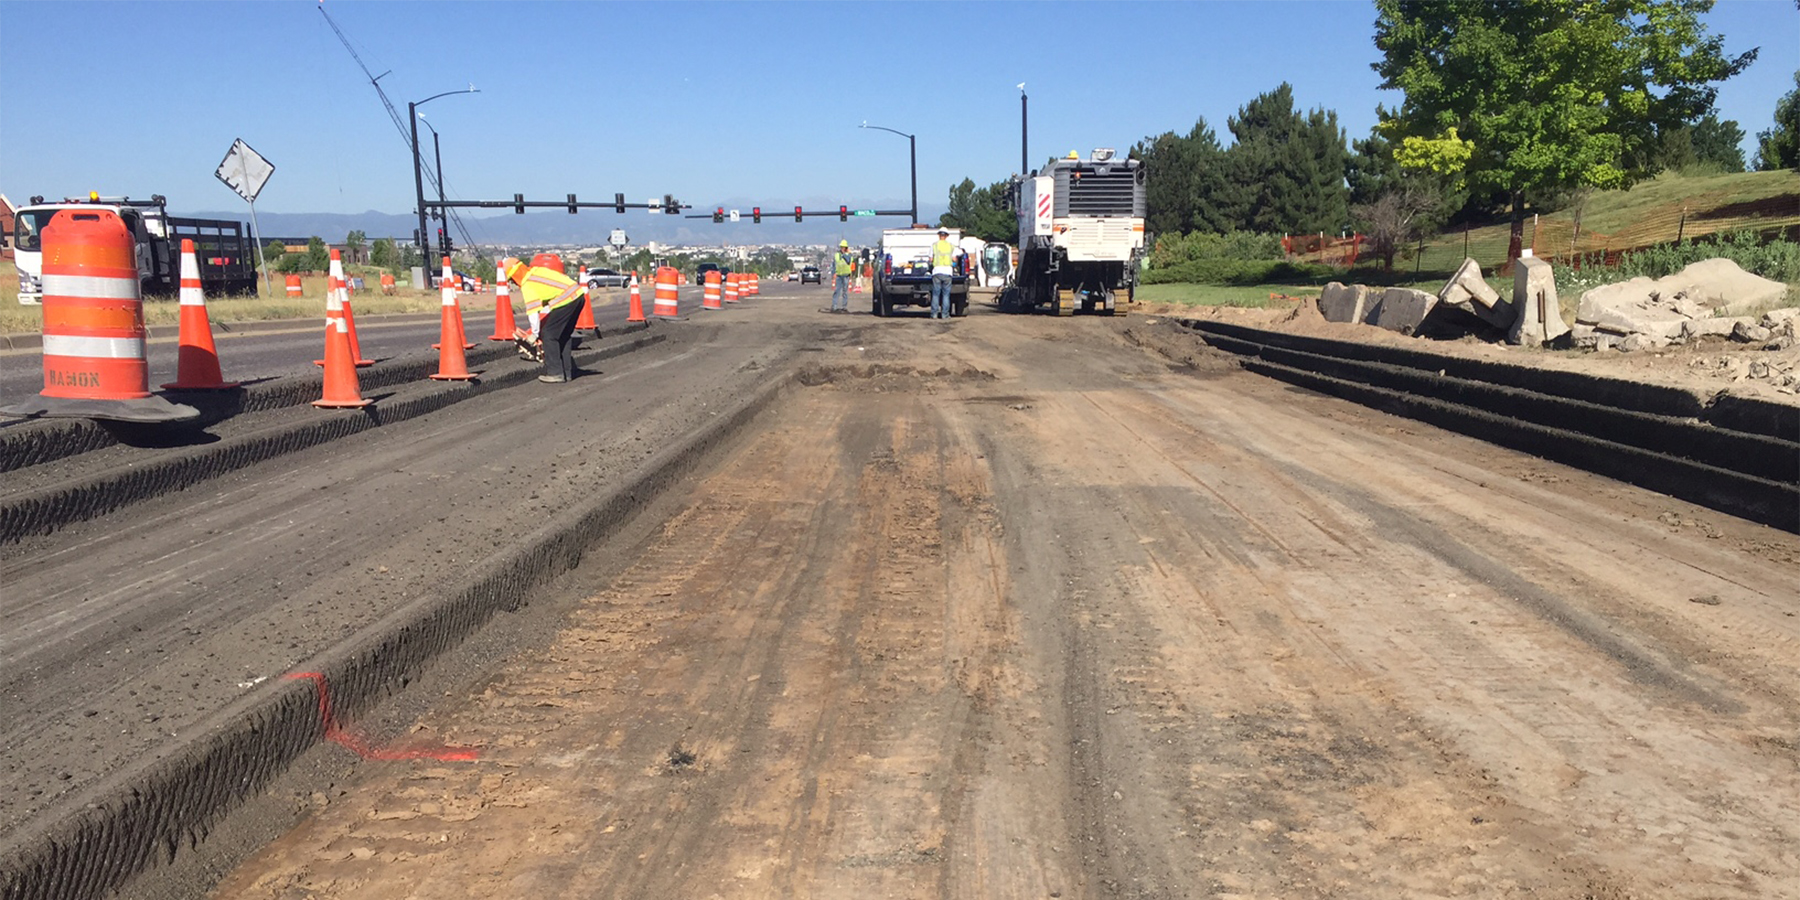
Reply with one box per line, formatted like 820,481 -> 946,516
832,274 -> 851,311
930,275 -> 952,318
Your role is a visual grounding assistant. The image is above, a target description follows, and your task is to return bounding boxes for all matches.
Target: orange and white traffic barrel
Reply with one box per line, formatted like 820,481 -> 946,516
653,266 -> 680,319
748,272 -> 760,296
724,272 -> 740,304
286,274 -> 303,298
703,270 -> 723,310
0,208 -> 196,422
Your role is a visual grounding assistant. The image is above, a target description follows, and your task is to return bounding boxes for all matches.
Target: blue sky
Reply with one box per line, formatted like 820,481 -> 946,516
3,0 -> 1795,223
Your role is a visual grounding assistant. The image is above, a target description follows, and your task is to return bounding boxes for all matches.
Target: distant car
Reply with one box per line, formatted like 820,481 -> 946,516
799,265 -> 822,284
787,272 -> 800,282
694,262 -> 731,285
584,267 -> 629,289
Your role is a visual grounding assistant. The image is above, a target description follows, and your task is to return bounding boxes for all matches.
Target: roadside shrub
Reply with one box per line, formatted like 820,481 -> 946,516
1143,257 -> 1333,286
1149,230 -> 1285,271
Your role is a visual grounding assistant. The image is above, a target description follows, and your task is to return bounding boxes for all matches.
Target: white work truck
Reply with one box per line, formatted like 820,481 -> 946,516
872,226 -> 968,317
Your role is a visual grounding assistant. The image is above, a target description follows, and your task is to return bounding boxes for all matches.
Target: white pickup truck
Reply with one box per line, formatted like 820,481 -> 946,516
872,226 -> 969,317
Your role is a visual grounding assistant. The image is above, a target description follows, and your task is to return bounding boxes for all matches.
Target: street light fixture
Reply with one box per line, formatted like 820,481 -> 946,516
410,86 -> 479,267
860,121 -> 916,226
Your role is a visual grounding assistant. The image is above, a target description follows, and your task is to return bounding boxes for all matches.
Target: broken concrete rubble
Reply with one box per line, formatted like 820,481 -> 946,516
1572,257 -> 1796,353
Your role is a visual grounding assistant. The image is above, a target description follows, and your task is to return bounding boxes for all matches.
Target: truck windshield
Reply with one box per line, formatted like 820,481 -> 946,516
13,211 -> 55,253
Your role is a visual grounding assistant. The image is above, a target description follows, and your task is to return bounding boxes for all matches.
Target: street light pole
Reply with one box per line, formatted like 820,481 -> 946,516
410,101 -> 426,266
861,122 -> 917,226
408,87 -> 479,271
422,119 -> 449,261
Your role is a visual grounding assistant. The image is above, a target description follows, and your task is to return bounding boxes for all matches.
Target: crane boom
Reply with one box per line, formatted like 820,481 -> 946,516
315,2 -> 482,256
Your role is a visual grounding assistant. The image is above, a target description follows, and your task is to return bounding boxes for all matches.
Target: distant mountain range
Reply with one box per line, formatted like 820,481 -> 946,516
178,204 -> 948,249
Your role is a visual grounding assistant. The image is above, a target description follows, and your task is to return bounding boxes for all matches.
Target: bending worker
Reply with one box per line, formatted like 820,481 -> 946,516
504,256 -> 584,383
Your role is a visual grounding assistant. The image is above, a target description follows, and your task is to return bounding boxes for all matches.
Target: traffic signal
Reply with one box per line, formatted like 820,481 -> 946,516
794,206 -> 803,222
664,194 -> 677,214
513,193 -> 524,214
839,205 -> 848,221
713,207 -> 724,224
614,192 -> 625,213
567,193 -> 578,214
752,207 -> 761,224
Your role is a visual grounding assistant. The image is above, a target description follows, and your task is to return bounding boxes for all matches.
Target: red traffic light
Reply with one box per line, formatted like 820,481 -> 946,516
752,206 -> 761,224
794,206 -> 803,222
839,205 -> 847,221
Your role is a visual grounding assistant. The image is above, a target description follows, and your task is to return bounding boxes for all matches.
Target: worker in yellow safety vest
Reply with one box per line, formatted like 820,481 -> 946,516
929,229 -> 958,320
504,256 -> 585,383
830,240 -> 856,313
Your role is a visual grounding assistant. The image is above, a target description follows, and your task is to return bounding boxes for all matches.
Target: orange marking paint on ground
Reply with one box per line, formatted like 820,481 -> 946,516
286,672 -> 480,762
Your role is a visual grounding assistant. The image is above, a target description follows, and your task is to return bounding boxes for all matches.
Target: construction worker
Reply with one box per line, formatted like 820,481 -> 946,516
504,256 -> 585,383
830,240 -> 856,313
930,228 -> 957,320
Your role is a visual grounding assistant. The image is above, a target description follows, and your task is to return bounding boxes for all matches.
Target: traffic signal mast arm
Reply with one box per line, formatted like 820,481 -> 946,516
681,207 -> 912,220
422,195 -> 687,214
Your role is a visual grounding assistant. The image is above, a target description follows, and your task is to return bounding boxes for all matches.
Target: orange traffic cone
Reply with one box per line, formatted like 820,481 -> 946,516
430,257 -> 477,382
575,266 -> 598,331
162,239 -> 237,389
332,250 -> 373,366
313,287 -> 372,408
626,273 -> 646,322
431,257 -> 475,350
489,261 -> 518,340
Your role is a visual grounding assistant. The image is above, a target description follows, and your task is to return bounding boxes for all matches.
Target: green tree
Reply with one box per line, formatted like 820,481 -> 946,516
305,236 -> 329,272
344,229 -> 366,257
1374,0 -> 1756,260
1641,113 -> 1747,172
1755,70 -> 1800,170
938,179 -> 1016,242
369,236 -> 397,270
1132,118 -> 1231,236
1218,84 -> 1351,235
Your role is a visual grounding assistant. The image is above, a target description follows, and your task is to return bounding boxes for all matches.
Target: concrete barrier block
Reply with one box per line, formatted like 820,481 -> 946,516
1762,307 -> 1800,329
1318,282 -> 1371,323
1443,257 -> 1503,308
1372,287 -> 1437,334
1510,256 -> 1571,346
1591,303 -> 1689,339
1682,316 -> 1750,340
1577,276 -> 1660,323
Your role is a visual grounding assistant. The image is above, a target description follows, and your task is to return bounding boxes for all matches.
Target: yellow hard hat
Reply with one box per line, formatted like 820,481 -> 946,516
839,240 -> 849,247
503,258 -> 529,283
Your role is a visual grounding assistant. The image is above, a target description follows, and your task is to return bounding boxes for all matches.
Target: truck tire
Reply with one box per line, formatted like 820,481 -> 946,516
873,288 -> 887,317
952,295 -> 968,317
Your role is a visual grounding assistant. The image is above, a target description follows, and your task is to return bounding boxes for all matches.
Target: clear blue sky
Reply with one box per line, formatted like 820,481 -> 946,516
3,0 -> 1795,223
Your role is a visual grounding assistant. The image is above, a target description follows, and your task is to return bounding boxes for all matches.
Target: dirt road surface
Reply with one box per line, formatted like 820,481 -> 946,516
197,302 -> 1800,899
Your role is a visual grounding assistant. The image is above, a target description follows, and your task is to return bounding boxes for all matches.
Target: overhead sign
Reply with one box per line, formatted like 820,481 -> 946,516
648,197 -> 661,213
609,228 -> 628,249
852,209 -> 876,216
730,209 -> 740,222
214,139 -> 275,203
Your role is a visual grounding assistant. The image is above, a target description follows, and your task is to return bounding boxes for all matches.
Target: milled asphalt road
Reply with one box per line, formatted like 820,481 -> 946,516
0,282 -> 839,842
